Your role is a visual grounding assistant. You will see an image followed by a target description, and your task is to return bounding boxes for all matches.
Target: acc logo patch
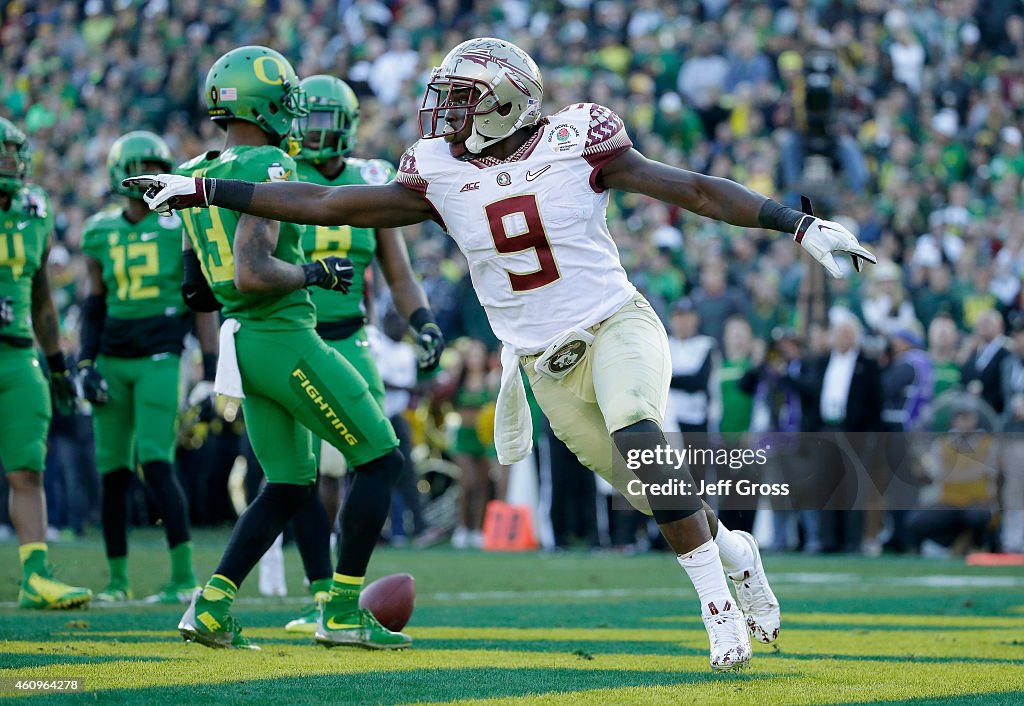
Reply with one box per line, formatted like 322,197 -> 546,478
267,163 -> 292,181
548,123 -> 581,153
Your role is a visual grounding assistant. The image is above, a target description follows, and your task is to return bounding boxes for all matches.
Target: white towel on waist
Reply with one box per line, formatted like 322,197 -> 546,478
214,318 -> 245,399
494,343 -> 533,465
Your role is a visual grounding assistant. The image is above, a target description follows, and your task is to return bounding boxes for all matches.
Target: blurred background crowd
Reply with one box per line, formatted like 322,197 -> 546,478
1,0 -> 1023,559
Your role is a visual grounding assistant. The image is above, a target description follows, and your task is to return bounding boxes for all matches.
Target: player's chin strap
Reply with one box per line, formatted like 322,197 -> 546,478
464,106 -> 541,154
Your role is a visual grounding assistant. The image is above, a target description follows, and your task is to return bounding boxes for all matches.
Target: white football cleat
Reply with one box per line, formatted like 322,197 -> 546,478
703,600 -> 752,671
729,530 -> 781,643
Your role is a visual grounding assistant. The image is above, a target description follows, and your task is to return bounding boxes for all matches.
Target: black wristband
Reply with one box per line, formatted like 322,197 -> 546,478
758,199 -> 806,234
46,353 -> 67,375
208,179 -> 255,213
409,307 -> 436,332
202,353 -> 218,381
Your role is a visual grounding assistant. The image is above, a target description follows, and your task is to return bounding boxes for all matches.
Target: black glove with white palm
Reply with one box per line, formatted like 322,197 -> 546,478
410,308 -> 445,372
794,196 -> 876,278
122,174 -> 210,215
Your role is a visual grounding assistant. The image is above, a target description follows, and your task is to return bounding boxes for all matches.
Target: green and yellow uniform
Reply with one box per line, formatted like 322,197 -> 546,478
451,385 -> 498,458
178,146 -> 397,484
297,157 -> 394,410
81,208 -> 187,472
0,184 -> 54,473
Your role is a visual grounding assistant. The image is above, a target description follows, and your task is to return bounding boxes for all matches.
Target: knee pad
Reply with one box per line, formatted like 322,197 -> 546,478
103,467 -> 133,493
141,461 -> 172,487
260,481 -> 315,512
355,449 -> 404,486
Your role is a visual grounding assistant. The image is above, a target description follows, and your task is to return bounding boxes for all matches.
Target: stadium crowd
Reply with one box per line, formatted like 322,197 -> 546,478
1,0 -> 1023,558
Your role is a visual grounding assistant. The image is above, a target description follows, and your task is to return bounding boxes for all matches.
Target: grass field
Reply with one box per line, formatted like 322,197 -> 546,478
2,528 -> 1024,704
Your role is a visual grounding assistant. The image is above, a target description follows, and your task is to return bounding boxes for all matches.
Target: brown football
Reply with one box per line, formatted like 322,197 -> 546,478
358,573 -> 415,631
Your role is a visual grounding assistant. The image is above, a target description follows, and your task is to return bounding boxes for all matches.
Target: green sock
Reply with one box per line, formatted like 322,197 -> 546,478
328,572 -> 364,610
107,556 -> 129,587
199,574 -> 237,613
310,578 -> 333,599
19,543 -> 48,580
169,542 -> 196,585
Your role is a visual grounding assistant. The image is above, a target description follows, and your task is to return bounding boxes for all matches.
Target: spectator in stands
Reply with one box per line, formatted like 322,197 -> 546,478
999,315 -> 1024,553
792,313 -> 883,553
962,310 -> 1010,414
928,316 -> 962,399
906,404 -> 998,556
691,261 -> 746,346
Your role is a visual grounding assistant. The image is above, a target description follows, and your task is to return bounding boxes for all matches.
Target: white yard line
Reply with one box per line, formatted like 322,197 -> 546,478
2,572 -> 1022,610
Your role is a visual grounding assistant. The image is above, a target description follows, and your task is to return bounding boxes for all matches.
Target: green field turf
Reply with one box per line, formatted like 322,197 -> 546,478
2,528 -> 1024,704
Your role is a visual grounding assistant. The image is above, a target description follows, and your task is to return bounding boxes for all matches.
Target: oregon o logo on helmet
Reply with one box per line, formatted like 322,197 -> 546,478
253,56 -> 287,85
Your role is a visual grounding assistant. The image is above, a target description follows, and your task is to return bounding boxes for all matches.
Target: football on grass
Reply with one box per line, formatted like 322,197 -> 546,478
359,573 -> 415,631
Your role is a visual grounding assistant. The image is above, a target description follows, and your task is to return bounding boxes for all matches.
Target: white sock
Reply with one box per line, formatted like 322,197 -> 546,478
715,523 -> 754,579
677,539 -> 734,617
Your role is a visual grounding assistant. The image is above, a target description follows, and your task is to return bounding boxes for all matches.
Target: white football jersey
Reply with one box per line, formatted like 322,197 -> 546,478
397,103 -> 637,354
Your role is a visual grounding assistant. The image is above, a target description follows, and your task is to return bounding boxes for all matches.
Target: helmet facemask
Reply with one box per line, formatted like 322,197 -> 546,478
299,106 -> 357,163
0,138 -> 28,196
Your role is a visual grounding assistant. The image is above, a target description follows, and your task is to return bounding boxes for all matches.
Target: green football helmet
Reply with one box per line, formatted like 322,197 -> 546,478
0,116 -> 29,196
107,131 -> 174,197
204,46 -> 308,141
297,75 -> 360,164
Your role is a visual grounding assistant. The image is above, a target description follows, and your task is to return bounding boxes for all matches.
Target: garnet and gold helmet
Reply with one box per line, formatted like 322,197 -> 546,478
419,38 -> 543,154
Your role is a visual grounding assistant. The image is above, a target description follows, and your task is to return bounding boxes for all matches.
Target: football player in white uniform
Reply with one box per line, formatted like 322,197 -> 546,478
127,37 -> 875,671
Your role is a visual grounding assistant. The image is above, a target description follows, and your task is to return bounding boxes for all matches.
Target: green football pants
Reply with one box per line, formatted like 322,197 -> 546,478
92,353 -> 180,473
313,326 -> 387,470
0,345 -> 51,473
235,325 -> 397,485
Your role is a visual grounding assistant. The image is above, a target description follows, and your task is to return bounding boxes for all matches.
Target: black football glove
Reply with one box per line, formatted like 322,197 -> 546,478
302,256 -> 354,293
409,308 -> 445,371
415,323 -> 445,371
0,296 -> 13,329
46,354 -> 77,414
76,360 -> 110,406
187,380 -> 217,423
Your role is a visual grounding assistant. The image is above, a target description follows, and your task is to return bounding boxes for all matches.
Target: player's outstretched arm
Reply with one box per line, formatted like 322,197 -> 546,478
123,175 -> 433,229
601,148 -> 768,228
600,149 -> 876,278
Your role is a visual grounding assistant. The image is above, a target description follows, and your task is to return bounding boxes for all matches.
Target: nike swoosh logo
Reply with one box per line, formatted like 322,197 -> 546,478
140,232 -> 158,241
326,619 -> 362,630
818,225 -> 842,233
525,165 -> 551,181
17,221 -> 29,230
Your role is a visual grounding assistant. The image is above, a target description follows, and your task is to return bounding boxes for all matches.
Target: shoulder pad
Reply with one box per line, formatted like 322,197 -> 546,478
243,146 -> 297,182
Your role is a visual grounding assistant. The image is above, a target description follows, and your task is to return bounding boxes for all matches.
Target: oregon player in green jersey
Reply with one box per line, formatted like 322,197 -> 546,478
282,75 -> 444,633
142,46 -> 410,650
79,131 -> 218,604
0,116 -> 89,609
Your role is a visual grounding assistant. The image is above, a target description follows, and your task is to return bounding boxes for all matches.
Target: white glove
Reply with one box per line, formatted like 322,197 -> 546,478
795,216 -> 877,279
121,174 -> 209,215
187,379 -> 216,409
